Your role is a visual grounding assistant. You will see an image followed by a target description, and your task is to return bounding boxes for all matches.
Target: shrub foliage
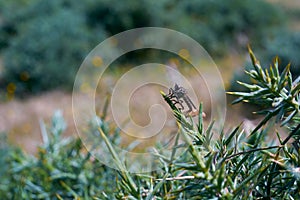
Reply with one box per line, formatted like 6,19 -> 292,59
107,49 -> 300,199
0,0 -> 286,96
0,111 -> 117,199
1,50 -> 299,199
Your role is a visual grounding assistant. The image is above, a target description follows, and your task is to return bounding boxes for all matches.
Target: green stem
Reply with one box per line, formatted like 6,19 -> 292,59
266,123 -> 300,197
282,123 -> 300,145
225,145 -> 281,161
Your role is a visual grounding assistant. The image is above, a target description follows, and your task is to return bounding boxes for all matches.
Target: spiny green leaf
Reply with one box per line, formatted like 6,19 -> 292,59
278,63 -> 291,91
231,97 -> 244,105
233,166 -> 267,197
197,103 -> 204,134
146,173 -> 169,200
281,110 -> 297,126
98,127 -> 138,195
236,81 -> 262,90
248,45 -> 259,67
217,163 -> 225,191
224,125 -> 242,147
291,82 -> 300,96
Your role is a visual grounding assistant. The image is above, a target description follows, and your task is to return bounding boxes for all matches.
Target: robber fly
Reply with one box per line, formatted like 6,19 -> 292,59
167,84 -> 204,117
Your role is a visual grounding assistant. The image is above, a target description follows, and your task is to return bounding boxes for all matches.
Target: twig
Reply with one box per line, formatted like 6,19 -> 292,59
225,145 -> 282,161
282,123 -> 300,145
156,175 -> 195,181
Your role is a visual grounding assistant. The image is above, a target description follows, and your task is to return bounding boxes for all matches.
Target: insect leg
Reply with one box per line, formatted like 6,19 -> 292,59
171,98 -> 185,110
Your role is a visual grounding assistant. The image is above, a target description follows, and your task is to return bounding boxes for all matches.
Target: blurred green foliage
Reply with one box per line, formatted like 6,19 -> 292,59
230,5 -> 300,92
173,0 -> 285,56
0,0 -> 105,96
230,31 -> 300,92
262,31 -> 300,77
0,111 -> 117,199
0,0 -> 287,96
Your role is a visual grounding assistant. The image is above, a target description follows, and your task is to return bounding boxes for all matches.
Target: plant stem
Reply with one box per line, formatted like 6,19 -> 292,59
282,123 -> 300,145
225,145 -> 281,161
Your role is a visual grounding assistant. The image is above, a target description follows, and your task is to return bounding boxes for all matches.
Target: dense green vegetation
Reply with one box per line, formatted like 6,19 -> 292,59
112,50 -> 300,199
0,0 -> 287,96
1,0 -> 299,198
262,31 -> 300,77
1,50 -> 299,199
231,30 -> 300,92
0,111 -> 118,199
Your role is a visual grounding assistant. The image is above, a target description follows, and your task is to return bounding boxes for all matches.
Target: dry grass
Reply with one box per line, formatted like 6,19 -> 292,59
0,91 -> 77,153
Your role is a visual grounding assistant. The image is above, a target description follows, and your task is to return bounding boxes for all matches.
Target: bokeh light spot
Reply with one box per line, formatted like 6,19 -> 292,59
20,71 -> 30,81
168,58 -> 180,66
7,83 -> 16,94
179,48 -> 190,59
92,56 -> 103,67
80,82 -> 91,93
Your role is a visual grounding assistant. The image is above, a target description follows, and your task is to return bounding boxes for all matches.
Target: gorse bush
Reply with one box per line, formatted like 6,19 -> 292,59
103,49 -> 300,199
0,111 -> 118,199
231,31 -> 300,92
0,50 -> 299,199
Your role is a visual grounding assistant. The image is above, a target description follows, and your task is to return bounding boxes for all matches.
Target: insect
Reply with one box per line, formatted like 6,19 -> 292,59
167,84 -> 202,117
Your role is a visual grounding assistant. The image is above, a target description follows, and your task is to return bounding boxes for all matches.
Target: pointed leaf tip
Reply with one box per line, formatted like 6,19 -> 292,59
248,46 -> 259,66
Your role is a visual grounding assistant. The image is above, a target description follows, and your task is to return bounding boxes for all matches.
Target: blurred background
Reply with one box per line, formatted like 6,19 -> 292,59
0,0 -> 300,153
